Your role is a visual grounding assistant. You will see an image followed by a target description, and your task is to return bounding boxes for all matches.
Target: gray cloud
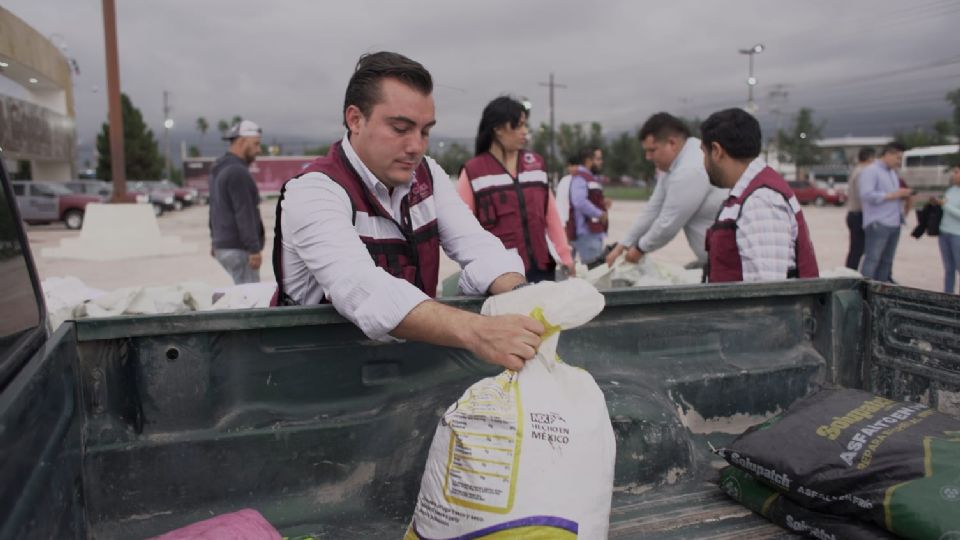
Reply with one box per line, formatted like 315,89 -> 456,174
5,0 -> 960,164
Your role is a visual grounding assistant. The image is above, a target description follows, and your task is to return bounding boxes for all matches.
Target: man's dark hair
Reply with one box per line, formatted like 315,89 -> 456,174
474,96 -> 527,155
699,108 -> 762,160
578,145 -> 601,165
881,142 -> 907,155
638,112 -> 690,141
566,153 -> 580,166
343,51 -> 433,129
857,147 -> 876,162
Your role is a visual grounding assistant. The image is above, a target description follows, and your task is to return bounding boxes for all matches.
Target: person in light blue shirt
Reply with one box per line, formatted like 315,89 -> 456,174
859,142 -> 912,282
934,165 -> 960,293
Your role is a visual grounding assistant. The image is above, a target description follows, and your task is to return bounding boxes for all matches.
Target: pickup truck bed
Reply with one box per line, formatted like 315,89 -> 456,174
3,278 -> 959,539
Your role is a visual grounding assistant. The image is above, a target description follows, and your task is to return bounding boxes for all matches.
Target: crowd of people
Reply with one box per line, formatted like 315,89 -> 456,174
845,143 -> 960,293
205,50 -> 957,368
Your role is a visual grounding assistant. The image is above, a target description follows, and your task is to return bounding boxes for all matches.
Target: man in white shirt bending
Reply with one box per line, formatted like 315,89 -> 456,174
605,112 -> 726,268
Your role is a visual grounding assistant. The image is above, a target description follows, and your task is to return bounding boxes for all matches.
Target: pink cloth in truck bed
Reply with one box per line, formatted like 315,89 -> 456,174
150,509 -> 281,540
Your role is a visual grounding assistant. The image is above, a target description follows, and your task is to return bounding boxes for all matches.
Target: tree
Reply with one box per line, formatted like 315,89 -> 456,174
894,121 -> 953,149
231,115 -> 242,127
96,93 -> 164,181
195,117 -> 208,154
947,88 -> 960,140
777,107 -> 825,170
303,143 -> 331,156
434,143 -> 472,175
605,131 -> 655,182
188,145 -> 200,157
946,88 -> 960,167
217,119 -> 230,139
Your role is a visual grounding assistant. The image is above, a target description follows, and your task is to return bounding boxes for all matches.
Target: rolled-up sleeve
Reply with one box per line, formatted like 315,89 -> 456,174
281,174 -> 429,341
427,159 -> 523,295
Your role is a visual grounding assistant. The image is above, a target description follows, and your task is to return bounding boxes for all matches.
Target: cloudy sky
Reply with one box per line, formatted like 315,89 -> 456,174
5,0 -> 960,161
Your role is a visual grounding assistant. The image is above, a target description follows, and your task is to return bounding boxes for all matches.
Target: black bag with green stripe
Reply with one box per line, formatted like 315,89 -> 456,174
719,467 -> 896,540
716,389 -> 960,540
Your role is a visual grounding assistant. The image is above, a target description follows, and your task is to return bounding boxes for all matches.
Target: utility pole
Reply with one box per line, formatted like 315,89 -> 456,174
102,0 -> 126,202
163,90 -> 173,181
538,73 -> 566,183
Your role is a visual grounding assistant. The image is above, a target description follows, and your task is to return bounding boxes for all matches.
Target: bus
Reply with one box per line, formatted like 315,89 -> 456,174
901,144 -> 959,188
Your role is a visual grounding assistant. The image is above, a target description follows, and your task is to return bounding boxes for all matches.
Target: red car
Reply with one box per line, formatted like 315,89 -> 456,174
787,180 -> 847,207
12,181 -> 102,229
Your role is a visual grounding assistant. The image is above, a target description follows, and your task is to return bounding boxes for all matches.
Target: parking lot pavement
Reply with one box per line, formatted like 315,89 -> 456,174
28,199 -> 945,294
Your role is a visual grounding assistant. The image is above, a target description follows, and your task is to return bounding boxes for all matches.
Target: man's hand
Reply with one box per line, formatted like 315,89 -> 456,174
599,211 -> 609,227
565,264 -> 577,277
604,198 -> 613,210
605,244 -> 625,267
249,252 -> 263,270
624,246 -> 644,264
463,314 -> 545,371
391,300 -> 545,372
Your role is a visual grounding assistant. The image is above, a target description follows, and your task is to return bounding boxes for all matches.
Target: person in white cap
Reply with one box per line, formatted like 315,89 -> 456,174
209,119 -> 265,284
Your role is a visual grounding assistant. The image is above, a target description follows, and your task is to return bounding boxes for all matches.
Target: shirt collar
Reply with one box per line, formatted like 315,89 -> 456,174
729,157 -> 768,198
340,133 -> 412,198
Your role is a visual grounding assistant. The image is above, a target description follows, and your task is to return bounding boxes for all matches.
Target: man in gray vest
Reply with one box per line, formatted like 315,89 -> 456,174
209,120 -> 265,284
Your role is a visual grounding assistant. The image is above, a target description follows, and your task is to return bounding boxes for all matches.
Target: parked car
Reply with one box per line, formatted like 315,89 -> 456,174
788,179 -> 847,207
64,180 -> 151,205
156,180 -> 199,210
10,180 -> 101,229
129,181 -> 177,214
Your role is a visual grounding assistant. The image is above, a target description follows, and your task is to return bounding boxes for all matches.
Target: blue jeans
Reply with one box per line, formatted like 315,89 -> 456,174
939,232 -> 960,293
214,248 -> 260,284
572,233 -> 605,266
861,222 -> 900,282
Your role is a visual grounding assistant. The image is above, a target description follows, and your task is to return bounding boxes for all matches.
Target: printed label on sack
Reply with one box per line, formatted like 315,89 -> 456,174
443,371 -> 522,514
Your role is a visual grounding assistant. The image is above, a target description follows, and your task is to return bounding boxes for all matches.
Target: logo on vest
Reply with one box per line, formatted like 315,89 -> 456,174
523,153 -> 536,165
409,177 -> 431,203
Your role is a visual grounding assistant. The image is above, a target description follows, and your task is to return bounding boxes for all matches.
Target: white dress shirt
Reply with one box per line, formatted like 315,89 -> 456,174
280,135 -> 523,341
729,157 -> 799,282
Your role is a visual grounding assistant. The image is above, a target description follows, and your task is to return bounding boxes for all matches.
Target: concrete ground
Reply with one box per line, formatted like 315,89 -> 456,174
27,198 -> 946,294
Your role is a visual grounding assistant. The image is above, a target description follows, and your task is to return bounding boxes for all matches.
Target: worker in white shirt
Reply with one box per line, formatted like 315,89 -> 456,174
554,155 -> 580,228
700,108 -> 819,283
605,112 -> 725,268
273,51 -> 544,370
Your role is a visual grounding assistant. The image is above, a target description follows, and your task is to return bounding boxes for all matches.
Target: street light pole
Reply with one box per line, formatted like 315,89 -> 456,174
163,90 -> 173,181
738,43 -> 764,113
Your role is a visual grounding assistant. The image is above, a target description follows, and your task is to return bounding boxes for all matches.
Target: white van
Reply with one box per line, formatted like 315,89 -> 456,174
901,144 -> 959,188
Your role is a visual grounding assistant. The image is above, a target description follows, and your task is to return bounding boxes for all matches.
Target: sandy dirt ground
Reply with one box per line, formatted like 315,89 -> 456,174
26,198 -> 946,294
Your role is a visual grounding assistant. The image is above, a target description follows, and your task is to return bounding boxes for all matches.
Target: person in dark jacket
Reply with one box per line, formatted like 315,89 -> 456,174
209,120 -> 265,284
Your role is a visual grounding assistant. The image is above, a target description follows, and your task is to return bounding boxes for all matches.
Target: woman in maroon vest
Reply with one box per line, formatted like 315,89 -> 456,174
457,97 -> 574,282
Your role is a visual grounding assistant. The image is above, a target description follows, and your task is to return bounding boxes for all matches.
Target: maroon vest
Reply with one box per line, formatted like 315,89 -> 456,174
704,166 -> 819,283
565,168 -> 607,241
462,151 -> 553,272
272,142 -> 440,305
